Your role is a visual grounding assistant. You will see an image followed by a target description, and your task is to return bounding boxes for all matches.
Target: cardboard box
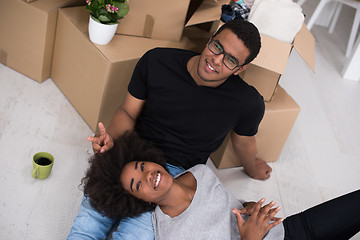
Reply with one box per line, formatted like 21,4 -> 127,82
183,25 -> 213,53
51,7 -> 195,132
244,24 -> 315,101
185,0 -> 315,101
115,0 -> 191,41
211,86 -> 300,168
0,0 -> 84,82
185,0 -> 228,29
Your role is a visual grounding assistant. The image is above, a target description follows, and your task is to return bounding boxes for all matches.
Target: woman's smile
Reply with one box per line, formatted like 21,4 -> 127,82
120,161 -> 173,203
154,171 -> 161,189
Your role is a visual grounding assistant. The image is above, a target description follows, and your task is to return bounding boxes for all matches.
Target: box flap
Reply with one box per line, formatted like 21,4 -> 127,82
293,24 -> 315,72
185,0 -> 228,27
251,34 -> 292,74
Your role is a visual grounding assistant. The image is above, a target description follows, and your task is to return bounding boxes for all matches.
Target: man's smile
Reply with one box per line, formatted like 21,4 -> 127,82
206,60 -> 218,73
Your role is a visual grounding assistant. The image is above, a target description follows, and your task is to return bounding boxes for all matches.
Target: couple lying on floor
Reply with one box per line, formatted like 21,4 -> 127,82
74,132 -> 360,240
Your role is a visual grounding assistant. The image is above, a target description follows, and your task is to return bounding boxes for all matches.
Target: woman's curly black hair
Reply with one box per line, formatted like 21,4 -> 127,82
81,131 -> 168,219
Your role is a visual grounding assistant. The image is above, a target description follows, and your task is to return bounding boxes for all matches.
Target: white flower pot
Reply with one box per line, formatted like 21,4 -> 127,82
88,16 -> 118,45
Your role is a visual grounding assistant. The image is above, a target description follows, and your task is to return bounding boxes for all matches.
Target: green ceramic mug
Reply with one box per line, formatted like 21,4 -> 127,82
32,152 -> 54,179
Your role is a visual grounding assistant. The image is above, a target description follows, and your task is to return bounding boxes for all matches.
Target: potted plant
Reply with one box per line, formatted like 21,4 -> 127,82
86,0 -> 129,45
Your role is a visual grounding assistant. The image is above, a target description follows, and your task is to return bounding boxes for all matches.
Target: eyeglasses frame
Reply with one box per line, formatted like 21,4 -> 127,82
207,37 -> 244,70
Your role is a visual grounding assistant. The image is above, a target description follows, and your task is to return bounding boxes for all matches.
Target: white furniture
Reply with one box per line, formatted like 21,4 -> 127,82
342,35 -> 360,81
307,0 -> 360,57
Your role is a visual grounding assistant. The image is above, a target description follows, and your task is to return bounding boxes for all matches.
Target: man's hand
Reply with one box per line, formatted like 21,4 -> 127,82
239,201 -> 257,215
246,158 -> 272,180
87,122 -> 114,154
233,199 -> 283,240
230,133 -> 272,180
239,201 -> 282,222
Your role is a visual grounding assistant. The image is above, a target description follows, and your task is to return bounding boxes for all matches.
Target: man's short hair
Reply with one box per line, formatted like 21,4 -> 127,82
214,19 -> 261,66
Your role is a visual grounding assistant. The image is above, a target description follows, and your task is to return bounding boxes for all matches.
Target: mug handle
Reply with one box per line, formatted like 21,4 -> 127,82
32,166 -> 39,178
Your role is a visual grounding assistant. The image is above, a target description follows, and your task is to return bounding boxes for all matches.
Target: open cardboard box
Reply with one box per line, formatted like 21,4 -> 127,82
115,0 -> 191,41
211,86 -> 300,168
51,7 -> 195,132
185,0 -> 315,101
0,0 -> 84,83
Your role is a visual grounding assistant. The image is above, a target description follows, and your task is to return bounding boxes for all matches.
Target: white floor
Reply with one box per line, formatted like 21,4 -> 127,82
1,1 -> 360,239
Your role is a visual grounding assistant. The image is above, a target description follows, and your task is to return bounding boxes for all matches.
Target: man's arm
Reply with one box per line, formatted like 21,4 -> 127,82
87,91 -> 145,153
231,132 -> 272,180
107,91 -> 145,138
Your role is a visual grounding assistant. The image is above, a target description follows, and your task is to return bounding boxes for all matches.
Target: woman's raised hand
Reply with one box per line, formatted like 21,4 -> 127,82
233,198 -> 283,240
87,122 -> 114,153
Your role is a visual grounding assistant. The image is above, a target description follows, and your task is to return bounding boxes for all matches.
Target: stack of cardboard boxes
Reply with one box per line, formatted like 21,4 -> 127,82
0,0 -> 315,168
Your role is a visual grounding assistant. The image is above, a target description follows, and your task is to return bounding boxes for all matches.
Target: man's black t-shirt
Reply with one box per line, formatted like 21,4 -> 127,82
128,48 -> 265,169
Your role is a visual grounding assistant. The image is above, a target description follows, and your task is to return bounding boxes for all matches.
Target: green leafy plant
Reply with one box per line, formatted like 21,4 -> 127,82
86,0 -> 129,25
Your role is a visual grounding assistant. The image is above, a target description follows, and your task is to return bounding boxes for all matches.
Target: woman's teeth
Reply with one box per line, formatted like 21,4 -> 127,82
154,172 -> 161,188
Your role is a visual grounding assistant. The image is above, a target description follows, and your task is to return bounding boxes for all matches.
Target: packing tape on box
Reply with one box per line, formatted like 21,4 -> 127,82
0,50 -> 7,65
143,15 -> 155,38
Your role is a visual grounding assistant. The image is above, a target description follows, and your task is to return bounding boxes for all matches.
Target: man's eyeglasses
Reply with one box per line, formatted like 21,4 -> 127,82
207,38 -> 241,70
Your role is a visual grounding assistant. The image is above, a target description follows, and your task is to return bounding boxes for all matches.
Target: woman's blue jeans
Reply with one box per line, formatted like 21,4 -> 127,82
67,163 -> 185,240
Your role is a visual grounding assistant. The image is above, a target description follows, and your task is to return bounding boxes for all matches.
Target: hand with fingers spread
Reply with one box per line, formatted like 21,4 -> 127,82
233,199 -> 283,240
87,122 -> 114,154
